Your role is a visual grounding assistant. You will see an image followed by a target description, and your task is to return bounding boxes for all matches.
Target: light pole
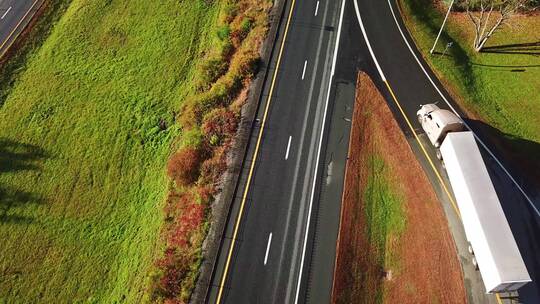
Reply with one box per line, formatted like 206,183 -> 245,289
430,0 -> 456,54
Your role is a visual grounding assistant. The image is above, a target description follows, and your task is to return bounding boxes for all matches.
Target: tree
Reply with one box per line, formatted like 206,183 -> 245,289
461,0 -> 530,52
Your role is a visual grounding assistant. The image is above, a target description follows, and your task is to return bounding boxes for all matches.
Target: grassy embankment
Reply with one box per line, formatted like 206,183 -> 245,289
399,0 -> 540,181
155,0 -> 270,302
0,0 -> 269,302
332,73 -> 466,304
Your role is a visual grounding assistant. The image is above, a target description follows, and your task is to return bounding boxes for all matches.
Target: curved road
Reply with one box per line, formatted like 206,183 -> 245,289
353,0 -> 540,303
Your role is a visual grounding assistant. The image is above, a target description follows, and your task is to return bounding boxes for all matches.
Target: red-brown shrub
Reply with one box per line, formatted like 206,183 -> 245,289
196,184 -> 215,205
202,108 -> 238,146
167,192 -> 206,249
167,147 -> 202,187
164,299 -> 184,304
155,248 -> 189,300
200,146 -> 228,186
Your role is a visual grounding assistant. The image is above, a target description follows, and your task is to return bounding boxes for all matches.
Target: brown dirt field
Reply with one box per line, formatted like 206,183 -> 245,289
331,72 -> 467,304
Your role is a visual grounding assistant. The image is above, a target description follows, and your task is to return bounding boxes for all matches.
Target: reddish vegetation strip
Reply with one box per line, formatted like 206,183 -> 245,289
331,72 -> 466,303
151,1 -> 272,302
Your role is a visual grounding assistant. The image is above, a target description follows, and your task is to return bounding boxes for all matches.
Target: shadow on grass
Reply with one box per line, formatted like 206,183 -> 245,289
402,0 -> 479,95
0,186 -> 45,224
0,138 -> 48,224
481,41 -> 540,56
470,62 -> 540,69
464,119 -> 540,193
0,138 -> 47,173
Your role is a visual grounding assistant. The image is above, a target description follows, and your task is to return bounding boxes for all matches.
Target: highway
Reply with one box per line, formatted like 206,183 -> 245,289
206,0 -> 347,302
207,0 -> 540,303
0,0 -> 42,59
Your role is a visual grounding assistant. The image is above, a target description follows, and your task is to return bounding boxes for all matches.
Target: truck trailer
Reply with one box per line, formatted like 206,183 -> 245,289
417,104 -> 531,293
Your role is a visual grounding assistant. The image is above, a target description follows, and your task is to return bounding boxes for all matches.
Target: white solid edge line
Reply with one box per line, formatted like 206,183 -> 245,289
353,0 -> 386,81
293,0 -> 346,303
302,60 -> 308,80
285,135 -> 292,160
264,233 -> 273,265
1,6 -> 11,19
384,0 -> 540,217
315,1 -> 320,16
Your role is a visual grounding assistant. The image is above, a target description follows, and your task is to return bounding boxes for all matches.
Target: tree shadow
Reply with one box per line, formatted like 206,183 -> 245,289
473,120 -> 540,302
0,138 -> 48,224
470,62 -> 540,69
463,119 -> 540,195
403,0 -> 480,97
481,41 -> 540,56
0,138 -> 47,173
0,186 -> 44,224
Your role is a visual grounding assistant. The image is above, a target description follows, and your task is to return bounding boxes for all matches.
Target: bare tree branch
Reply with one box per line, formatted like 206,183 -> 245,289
460,0 -> 531,52
479,3 -> 494,40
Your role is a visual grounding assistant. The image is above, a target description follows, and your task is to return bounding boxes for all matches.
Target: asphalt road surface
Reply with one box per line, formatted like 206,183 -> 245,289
0,0 -> 41,58
207,0 -> 347,303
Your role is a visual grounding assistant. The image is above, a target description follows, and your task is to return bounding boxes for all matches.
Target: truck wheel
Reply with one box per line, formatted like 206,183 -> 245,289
436,149 -> 443,161
472,257 -> 479,271
468,244 -> 474,255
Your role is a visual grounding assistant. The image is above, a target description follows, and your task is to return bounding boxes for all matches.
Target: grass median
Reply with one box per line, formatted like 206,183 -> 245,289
0,0 -> 268,303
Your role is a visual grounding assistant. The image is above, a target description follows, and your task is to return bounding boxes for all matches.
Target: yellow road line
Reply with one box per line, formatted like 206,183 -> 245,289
383,81 -> 461,218
496,292 -> 503,304
214,0 -> 297,302
0,0 -> 41,59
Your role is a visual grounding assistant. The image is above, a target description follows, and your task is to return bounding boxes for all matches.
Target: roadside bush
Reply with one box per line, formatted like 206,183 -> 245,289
154,187 -> 208,303
181,127 -> 204,148
196,184 -> 214,204
220,2 -> 238,23
168,199 -> 206,248
154,248 -> 192,301
202,107 -> 239,146
200,146 -> 228,186
216,25 -> 231,41
196,57 -> 229,91
240,18 -> 252,34
230,17 -> 253,46
167,147 -> 202,187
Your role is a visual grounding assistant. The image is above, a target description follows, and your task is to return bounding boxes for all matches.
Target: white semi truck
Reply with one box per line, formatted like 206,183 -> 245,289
417,104 -> 531,294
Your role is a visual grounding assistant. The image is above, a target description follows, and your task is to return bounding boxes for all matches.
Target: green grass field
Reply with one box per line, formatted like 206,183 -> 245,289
363,154 -> 406,302
0,0 -> 221,302
399,0 -> 540,147
364,155 -> 406,263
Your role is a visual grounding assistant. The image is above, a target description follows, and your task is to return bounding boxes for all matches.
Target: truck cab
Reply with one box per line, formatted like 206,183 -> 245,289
417,103 -> 465,147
